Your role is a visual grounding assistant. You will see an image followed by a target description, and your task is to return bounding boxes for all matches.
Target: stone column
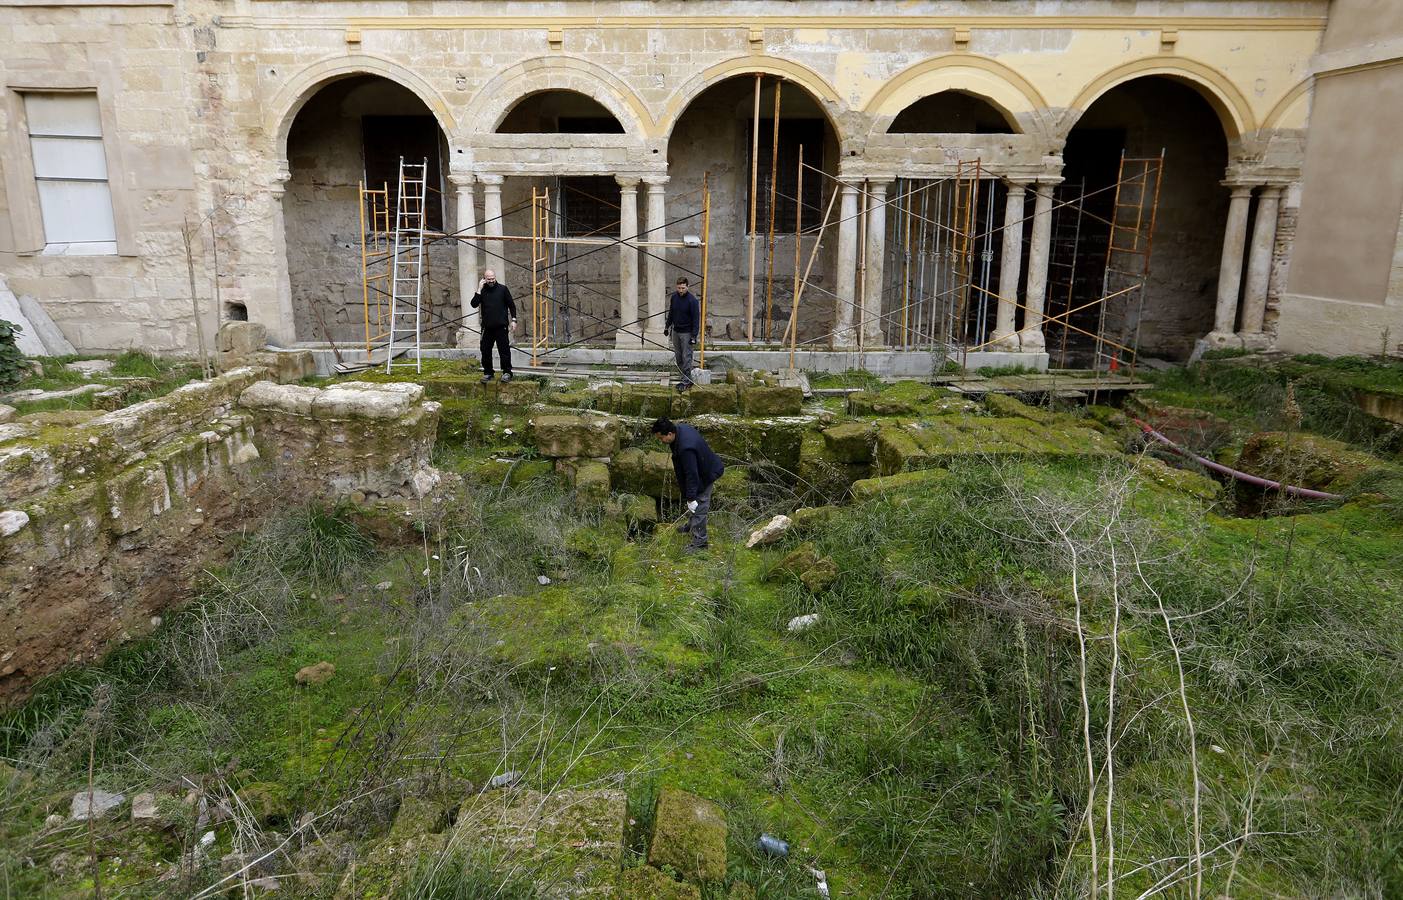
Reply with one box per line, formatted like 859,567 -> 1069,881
642,175 -> 669,346
1240,185 -> 1282,336
861,179 -> 890,348
1020,182 -> 1055,352
479,174 -> 505,281
616,176 -> 642,348
1209,184 -> 1255,341
265,166 -> 297,345
834,182 -> 860,348
990,181 -> 1027,349
448,174 -> 479,342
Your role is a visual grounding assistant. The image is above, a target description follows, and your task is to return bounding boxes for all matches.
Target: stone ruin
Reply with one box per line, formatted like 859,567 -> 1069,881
0,363 -> 443,705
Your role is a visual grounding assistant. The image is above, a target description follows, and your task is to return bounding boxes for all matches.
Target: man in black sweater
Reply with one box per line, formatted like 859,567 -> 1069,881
652,416 -> 725,552
470,269 -> 517,383
663,276 -> 700,392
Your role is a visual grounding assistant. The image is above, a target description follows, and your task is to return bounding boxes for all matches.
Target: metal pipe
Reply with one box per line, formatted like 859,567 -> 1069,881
1134,420 -> 1344,501
746,73 -> 762,342
764,78 -> 782,344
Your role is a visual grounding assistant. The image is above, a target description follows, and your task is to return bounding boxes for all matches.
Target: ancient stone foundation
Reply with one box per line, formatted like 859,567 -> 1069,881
0,372 -> 442,706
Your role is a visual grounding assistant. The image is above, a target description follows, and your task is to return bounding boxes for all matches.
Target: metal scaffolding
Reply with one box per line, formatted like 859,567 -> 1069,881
351,144 -> 1164,378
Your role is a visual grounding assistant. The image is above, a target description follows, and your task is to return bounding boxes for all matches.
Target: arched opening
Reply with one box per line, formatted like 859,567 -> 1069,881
888,90 -> 1016,134
283,75 -> 455,345
1057,76 -> 1230,360
497,90 -> 625,134
668,76 -> 841,343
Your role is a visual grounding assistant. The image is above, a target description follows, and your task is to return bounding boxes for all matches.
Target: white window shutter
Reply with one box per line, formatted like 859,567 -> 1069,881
24,92 -> 117,252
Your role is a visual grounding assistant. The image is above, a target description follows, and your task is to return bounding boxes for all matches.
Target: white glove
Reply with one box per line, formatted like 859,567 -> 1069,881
686,500 -> 699,514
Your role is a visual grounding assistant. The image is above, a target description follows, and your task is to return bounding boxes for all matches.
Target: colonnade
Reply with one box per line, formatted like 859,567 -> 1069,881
446,168 -> 1287,353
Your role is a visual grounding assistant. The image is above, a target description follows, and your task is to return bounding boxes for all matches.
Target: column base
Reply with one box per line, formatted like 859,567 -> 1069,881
1189,331 -> 1245,363
615,333 -> 645,350
643,329 -> 667,349
988,329 -> 1022,351
1018,331 -> 1046,352
1236,331 -> 1273,352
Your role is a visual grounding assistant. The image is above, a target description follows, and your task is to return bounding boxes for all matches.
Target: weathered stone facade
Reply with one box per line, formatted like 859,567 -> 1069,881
0,1 -> 1364,361
0,369 -> 442,704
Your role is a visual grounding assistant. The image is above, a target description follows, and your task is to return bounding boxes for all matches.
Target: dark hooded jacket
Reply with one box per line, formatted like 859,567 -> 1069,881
669,422 -> 725,501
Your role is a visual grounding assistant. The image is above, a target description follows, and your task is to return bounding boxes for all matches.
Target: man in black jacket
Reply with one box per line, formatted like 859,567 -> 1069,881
652,416 -> 725,551
471,269 -> 517,383
663,277 -> 700,392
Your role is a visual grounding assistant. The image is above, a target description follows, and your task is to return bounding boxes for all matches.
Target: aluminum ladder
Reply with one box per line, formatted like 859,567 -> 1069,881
385,156 -> 428,374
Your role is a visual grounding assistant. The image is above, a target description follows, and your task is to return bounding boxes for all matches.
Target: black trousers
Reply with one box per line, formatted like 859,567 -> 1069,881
480,325 -> 512,377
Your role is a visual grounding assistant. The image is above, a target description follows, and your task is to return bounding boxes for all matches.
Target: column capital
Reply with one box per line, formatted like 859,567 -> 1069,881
866,177 -> 894,190
839,181 -> 862,195
447,173 -> 475,188
478,173 -> 505,187
615,175 -> 641,190
1222,182 -> 1256,198
641,174 -> 670,188
266,164 -> 292,195
1261,183 -> 1288,198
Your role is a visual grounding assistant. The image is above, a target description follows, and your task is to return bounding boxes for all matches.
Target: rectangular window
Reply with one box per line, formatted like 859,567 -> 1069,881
748,119 -> 824,234
24,92 -> 117,254
560,176 -> 620,237
361,116 -> 444,230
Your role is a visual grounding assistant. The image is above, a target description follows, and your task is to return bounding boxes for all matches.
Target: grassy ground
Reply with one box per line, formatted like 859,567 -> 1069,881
4,351 -> 204,414
2,363 -> 1400,897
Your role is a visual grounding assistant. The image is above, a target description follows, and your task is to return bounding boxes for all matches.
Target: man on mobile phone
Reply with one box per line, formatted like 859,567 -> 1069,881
471,269 -> 517,383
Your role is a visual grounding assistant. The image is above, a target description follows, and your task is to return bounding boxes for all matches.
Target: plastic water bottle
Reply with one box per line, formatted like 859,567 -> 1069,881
758,833 -> 789,857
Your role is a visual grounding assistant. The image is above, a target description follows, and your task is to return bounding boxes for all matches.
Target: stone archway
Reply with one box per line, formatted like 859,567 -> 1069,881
282,74 -> 456,346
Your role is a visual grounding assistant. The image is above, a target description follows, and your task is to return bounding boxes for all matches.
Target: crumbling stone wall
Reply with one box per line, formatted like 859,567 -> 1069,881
0,371 -> 442,706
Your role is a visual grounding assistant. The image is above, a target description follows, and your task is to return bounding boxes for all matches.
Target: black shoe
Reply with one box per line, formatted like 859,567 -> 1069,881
480,374 -> 494,384
684,542 -> 709,554
501,372 -> 513,383
675,383 -> 685,394
675,522 -> 690,534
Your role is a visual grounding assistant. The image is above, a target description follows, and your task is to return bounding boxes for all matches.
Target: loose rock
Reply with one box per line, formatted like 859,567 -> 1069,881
745,514 -> 792,548
0,510 -> 30,538
787,613 -> 820,633
70,789 -> 125,821
131,791 -> 160,824
295,661 -> 336,685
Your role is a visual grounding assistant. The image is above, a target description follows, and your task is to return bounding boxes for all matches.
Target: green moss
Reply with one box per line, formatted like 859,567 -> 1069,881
738,385 -> 802,417
1133,456 -> 1222,501
674,383 -> 740,415
618,864 -> 702,899
1237,430 -> 1389,492
573,459 -> 611,504
768,542 -> 838,593
649,788 -> 727,884
983,392 -> 1057,423
612,447 -> 677,498
820,421 -> 876,464
691,414 -> 810,474
850,468 -> 950,501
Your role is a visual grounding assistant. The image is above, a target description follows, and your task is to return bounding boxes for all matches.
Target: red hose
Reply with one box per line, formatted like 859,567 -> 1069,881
1130,418 -> 1344,501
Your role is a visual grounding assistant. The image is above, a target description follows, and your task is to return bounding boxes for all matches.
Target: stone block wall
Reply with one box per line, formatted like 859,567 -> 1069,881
0,1 -> 1328,357
0,372 -> 442,706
